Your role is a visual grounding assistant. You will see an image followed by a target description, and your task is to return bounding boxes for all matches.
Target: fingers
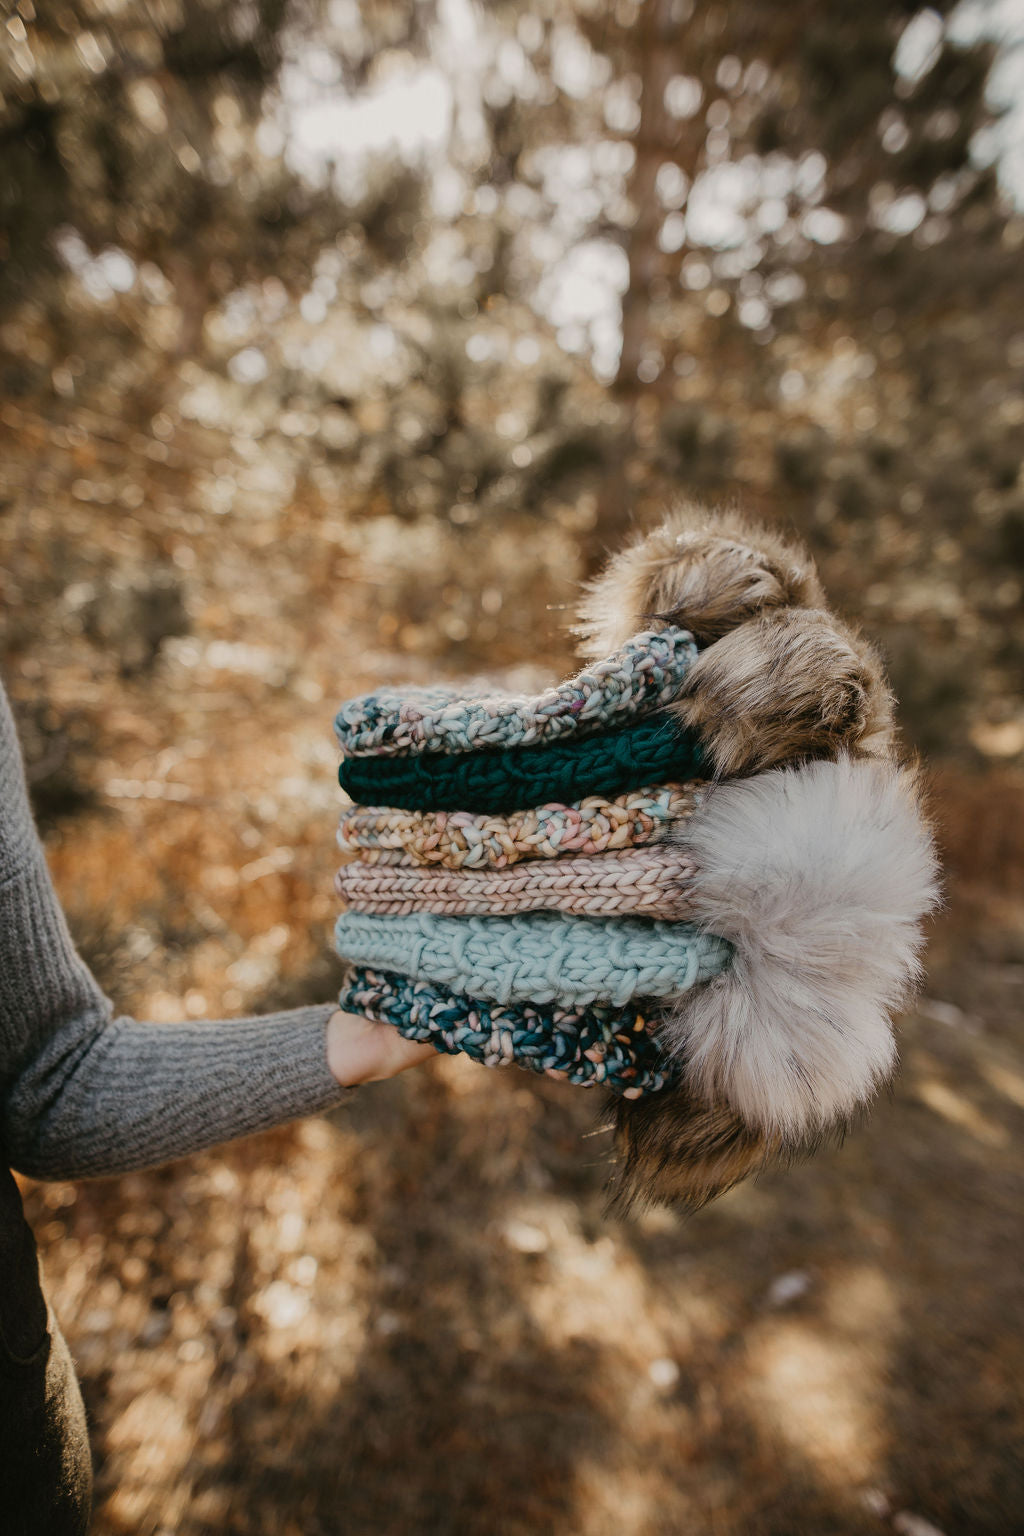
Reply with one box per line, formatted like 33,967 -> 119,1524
326,1008 -> 435,1086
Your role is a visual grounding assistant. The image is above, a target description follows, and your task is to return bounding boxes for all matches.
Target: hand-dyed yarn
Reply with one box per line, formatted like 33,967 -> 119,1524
333,909 -> 731,1008
334,628 -> 697,757
336,783 -> 701,869
338,714 -> 707,815
338,967 -> 677,1096
335,845 -> 701,919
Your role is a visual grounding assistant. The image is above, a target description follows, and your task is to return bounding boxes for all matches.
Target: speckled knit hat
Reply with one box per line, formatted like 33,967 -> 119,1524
335,783 -> 703,869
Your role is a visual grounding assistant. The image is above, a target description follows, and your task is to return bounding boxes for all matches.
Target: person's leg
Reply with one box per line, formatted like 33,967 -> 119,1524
0,1164 -> 92,1536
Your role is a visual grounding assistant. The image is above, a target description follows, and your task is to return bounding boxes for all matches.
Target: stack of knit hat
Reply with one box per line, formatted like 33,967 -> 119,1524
333,506 -> 939,1208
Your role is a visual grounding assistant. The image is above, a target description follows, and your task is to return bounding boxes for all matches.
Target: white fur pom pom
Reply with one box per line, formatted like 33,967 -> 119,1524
664,756 -> 941,1137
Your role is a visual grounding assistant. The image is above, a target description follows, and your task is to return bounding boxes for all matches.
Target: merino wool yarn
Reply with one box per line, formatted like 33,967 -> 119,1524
333,909 -> 731,1008
335,846 -> 701,919
339,967 -> 676,1096
338,713 -> 707,815
336,784 -> 701,869
335,628 -> 697,757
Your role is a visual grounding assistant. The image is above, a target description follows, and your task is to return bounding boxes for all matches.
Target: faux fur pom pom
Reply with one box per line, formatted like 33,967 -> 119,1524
674,609 -> 896,776
576,504 -> 896,774
610,1086 -> 785,1212
663,755 -> 941,1138
576,503 -> 825,655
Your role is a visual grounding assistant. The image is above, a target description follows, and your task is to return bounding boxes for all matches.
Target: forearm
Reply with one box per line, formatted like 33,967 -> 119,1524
0,804 -> 351,1179
0,675 -> 350,1178
0,673 -> 440,1178
4,998 -> 346,1181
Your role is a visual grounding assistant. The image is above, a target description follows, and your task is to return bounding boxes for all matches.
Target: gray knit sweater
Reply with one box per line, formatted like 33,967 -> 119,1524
0,674 -> 348,1180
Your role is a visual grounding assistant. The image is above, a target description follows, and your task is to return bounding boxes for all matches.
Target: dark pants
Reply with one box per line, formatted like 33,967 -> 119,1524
0,1164 -> 92,1535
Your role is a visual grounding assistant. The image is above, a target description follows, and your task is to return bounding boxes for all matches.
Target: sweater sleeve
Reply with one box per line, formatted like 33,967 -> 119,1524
0,673 -> 348,1181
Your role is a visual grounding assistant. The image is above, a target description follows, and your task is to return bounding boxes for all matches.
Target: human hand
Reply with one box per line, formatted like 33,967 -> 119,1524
326,1008 -> 436,1086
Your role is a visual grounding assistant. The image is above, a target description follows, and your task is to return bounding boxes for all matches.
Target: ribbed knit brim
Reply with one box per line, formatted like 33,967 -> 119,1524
339,966 -> 676,1096
336,783 -> 701,869
335,846 -> 700,919
335,627 -> 697,757
338,714 -> 707,815
333,908 -> 731,1008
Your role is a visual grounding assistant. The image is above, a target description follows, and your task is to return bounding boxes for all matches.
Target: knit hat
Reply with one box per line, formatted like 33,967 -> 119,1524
338,713 -> 707,814
334,845 -> 702,919
340,967 -> 676,1095
333,504 -> 939,1210
336,783 -> 702,869
333,909 -> 732,1009
335,627 -> 696,757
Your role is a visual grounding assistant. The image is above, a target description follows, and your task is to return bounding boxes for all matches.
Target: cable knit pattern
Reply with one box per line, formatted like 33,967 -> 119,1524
339,967 -> 677,1096
334,628 -> 697,757
338,714 -> 707,814
337,783 -> 702,868
333,909 -> 731,1008
335,846 -> 700,918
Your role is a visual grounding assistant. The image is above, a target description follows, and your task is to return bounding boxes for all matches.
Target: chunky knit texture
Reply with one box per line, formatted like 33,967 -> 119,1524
339,967 -> 676,1096
337,784 -> 701,868
328,505 -> 939,1212
333,909 -> 731,1008
335,628 -> 697,757
0,675 -> 347,1181
335,846 -> 701,918
339,714 -> 707,814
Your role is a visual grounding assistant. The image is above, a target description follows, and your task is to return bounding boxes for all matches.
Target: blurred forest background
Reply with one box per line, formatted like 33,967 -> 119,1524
1,0 -> 1023,1532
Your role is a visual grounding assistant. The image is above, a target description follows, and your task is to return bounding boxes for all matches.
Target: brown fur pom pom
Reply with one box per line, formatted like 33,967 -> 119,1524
576,503 -> 825,656
574,503 -> 895,773
674,608 -> 896,776
607,1084 -> 796,1211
